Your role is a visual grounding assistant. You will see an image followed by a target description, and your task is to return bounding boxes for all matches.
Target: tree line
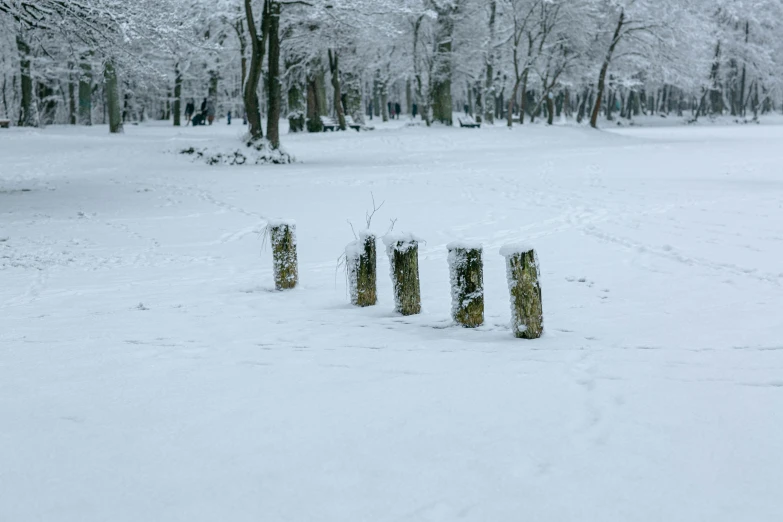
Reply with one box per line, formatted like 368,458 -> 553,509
1,0 -> 782,150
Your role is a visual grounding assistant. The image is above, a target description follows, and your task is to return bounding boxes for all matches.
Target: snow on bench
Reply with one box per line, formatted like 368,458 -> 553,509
0,119 -> 10,129
458,115 -> 481,128
320,115 -> 362,132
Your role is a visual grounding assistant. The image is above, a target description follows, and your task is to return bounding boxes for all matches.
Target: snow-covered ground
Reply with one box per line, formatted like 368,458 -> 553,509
1,120 -> 782,521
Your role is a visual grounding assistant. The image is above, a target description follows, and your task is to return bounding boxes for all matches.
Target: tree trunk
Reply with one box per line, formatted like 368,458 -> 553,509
546,93 -> 555,125
328,49 -> 346,130
467,80 -> 473,116
519,69 -> 530,124
236,20 -> 248,101
316,70 -> 328,116
576,87 -> 589,123
405,78 -> 412,116
78,57 -> 92,125
266,0 -> 281,148
708,41 -> 722,115
412,14 -> 431,126
606,89 -> 616,121
103,59 -> 123,134
373,79 -> 381,117
173,64 -> 182,126
16,33 -> 38,127
431,6 -> 455,125
474,81 -> 483,122
344,71 -> 364,124
381,81 -> 389,122
68,74 -> 77,125
287,79 -> 305,132
244,0 -> 268,142
306,70 -> 323,132
1,75 -> 8,119
752,82 -> 759,120
208,72 -> 218,120
739,21 -> 749,118
484,0 -> 497,124
590,9 -> 624,129
507,80 -> 519,128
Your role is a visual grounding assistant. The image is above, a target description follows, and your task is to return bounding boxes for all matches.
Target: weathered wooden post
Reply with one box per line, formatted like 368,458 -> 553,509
268,219 -> 298,290
346,231 -> 377,307
384,233 -> 422,315
447,242 -> 484,327
501,244 -> 543,339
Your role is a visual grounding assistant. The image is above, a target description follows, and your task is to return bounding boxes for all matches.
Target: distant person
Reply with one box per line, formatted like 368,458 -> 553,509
206,99 -> 216,125
387,101 -> 392,118
184,99 -> 195,124
191,98 -> 207,126
227,111 -> 232,125
390,104 -> 395,119
395,102 -> 401,119
412,103 -> 418,119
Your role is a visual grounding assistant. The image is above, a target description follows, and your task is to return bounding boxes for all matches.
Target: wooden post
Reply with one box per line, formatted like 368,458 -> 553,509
501,244 -> 543,339
384,234 -> 422,316
346,231 -> 377,307
447,242 -> 484,327
268,220 -> 298,290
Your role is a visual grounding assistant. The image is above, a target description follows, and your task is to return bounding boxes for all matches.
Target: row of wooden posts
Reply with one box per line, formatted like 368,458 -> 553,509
268,221 -> 543,339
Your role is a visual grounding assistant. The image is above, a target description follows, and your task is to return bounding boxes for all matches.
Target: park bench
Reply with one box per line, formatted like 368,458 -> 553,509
320,115 -> 362,132
0,119 -> 10,129
458,115 -> 481,128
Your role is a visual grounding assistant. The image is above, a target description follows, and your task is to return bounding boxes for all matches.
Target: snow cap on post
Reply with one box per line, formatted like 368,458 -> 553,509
267,218 -> 297,228
499,242 -> 535,257
382,232 -> 423,252
446,240 -> 483,251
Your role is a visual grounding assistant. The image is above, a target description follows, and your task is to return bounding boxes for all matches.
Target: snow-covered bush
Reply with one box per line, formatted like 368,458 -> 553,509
180,139 -> 294,166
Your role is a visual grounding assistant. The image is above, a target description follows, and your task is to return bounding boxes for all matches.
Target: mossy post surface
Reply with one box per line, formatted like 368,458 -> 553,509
501,244 -> 543,339
346,231 -> 377,307
384,234 -> 422,316
447,242 -> 484,327
269,220 -> 298,290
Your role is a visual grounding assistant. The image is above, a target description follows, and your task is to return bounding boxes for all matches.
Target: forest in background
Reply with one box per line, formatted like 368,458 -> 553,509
2,0 -> 783,149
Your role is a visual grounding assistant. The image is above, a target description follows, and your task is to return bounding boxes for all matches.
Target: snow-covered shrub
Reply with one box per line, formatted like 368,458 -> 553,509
180,138 -> 294,166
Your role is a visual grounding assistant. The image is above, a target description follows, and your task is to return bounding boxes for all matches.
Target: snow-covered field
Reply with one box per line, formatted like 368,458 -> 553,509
2,120 -> 782,521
